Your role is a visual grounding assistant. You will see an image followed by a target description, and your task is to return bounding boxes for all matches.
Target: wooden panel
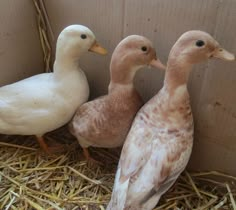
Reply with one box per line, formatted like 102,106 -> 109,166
0,0 -> 44,85
44,0 -> 125,98
189,0 -> 236,175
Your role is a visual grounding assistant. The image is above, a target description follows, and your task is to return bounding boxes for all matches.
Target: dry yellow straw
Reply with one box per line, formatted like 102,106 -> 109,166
226,183 -> 236,209
0,133 -> 235,209
0,142 -> 37,151
185,171 -> 203,199
33,0 -> 52,72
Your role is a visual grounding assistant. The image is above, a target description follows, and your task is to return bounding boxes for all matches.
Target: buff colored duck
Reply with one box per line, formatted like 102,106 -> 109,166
107,30 -> 234,210
0,24 -> 107,154
69,35 -> 165,161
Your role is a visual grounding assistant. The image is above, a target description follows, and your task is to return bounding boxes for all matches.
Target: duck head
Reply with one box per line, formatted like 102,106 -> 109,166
56,24 -> 107,60
169,30 -> 235,65
164,30 -> 235,90
110,35 -> 165,86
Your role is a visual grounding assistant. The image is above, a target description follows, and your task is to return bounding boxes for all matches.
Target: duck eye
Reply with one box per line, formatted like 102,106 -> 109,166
141,46 -> 147,52
196,40 -> 205,47
81,34 -> 87,39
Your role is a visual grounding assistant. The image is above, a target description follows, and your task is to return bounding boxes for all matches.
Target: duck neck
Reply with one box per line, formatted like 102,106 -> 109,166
163,58 -> 192,93
53,40 -> 84,76
53,51 -> 81,76
108,60 -> 139,93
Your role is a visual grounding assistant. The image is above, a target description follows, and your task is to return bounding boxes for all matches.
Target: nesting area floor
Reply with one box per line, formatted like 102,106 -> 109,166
0,126 -> 235,210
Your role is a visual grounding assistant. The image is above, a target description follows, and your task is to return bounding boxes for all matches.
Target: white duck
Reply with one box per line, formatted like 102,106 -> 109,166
0,24 -> 107,153
107,30 -> 234,210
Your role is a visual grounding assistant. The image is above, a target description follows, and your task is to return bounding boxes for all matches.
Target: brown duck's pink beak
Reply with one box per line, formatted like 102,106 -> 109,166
212,47 -> 235,61
149,58 -> 166,70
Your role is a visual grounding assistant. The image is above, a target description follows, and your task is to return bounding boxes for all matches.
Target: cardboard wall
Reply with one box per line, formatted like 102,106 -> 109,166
44,0 -> 124,98
44,0 -> 236,175
0,0 -> 44,85
0,1 -> 235,175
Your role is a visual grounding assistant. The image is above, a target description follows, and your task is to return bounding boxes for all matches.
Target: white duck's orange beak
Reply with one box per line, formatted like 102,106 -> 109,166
149,58 -> 166,70
212,48 -> 235,61
89,41 -> 107,55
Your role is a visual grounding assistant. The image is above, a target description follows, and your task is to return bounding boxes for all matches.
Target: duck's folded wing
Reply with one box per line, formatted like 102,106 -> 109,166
107,122 -> 152,210
139,167 -> 181,210
119,123 -> 153,181
0,74 -> 53,124
139,139 -> 191,209
71,94 -> 135,147
108,121 -> 190,209
70,96 -> 110,138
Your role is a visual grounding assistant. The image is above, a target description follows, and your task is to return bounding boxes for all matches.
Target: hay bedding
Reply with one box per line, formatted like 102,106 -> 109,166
0,127 -> 235,210
0,128 -> 119,210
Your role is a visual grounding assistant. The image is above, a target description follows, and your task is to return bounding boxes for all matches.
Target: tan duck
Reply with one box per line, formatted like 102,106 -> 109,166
0,24 -> 107,153
107,30 -> 234,210
69,35 -> 165,161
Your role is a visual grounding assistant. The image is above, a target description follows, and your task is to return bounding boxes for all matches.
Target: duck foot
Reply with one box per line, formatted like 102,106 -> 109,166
83,147 -> 103,166
36,136 -> 67,155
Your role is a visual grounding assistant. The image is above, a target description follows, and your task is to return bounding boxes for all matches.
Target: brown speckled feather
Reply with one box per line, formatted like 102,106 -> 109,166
70,35 -> 165,151
107,86 -> 194,210
70,86 -> 143,148
107,31 -> 234,210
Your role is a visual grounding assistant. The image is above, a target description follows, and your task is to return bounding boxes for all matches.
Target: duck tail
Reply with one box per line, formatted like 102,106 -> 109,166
106,167 -> 129,210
